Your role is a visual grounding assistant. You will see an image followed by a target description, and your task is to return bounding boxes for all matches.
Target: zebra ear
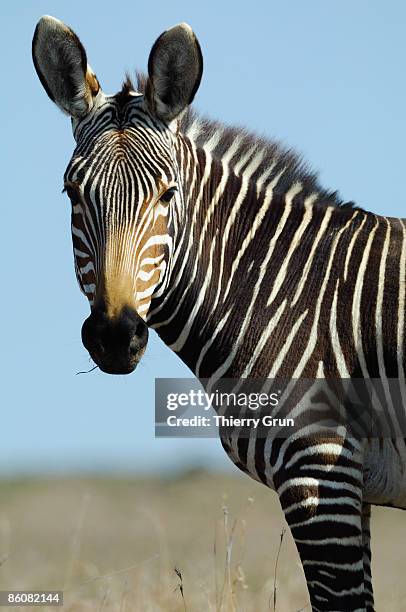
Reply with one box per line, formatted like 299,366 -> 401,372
32,15 -> 101,119
145,23 -> 203,123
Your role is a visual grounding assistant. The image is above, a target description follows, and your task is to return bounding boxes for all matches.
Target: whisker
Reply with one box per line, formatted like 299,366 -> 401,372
76,365 -> 99,375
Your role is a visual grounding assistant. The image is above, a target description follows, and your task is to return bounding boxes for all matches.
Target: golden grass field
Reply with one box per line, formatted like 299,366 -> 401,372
0,472 -> 405,611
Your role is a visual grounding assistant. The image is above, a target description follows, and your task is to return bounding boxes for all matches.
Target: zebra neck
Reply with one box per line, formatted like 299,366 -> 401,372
145,133 -> 282,372
148,134 -> 277,375
147,132 -> 392,384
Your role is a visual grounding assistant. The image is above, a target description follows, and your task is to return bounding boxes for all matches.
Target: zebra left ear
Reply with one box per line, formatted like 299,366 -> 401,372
145,23 -> 203,123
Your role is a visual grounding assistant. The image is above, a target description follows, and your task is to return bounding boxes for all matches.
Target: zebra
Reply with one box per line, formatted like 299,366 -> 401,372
32,15 -> 406,611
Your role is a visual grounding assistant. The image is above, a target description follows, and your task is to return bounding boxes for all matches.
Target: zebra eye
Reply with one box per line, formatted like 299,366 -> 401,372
160,186 -> 177,203
63,183 -> 79,202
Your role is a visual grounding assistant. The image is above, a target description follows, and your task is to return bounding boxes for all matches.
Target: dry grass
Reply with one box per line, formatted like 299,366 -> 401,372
0,472 -> 405,611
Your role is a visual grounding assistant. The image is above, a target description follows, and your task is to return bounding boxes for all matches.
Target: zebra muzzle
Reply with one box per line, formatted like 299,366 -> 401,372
81,305 -> 148,375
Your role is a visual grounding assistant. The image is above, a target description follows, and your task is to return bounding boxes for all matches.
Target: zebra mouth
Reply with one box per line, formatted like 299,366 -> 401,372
96,360 -> 139,375
92,343 -> 147,375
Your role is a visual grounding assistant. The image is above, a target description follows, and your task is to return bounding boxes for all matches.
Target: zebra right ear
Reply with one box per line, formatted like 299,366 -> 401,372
32,15 -> 101,119
145,23 -> 203,123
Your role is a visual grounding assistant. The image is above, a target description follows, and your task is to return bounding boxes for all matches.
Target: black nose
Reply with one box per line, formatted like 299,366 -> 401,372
81,306 -> 148,374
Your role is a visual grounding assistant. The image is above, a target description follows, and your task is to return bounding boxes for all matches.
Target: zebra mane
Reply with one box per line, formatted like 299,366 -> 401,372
123,75 -> 355,209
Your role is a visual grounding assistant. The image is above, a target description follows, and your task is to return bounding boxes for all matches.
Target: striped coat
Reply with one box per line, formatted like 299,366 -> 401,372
33,15 -> 406,611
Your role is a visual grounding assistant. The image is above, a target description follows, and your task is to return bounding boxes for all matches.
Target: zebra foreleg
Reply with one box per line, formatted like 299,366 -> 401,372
276,467 -> 367,611
361,503 -> 375,611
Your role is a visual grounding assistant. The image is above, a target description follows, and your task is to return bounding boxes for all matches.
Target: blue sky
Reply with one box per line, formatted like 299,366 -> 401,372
2,1 -> 406,475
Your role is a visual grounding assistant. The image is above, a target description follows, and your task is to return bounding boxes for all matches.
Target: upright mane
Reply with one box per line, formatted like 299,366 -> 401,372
122,74 -> 356,209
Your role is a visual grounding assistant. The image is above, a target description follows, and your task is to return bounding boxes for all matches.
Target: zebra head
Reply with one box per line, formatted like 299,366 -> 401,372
32,16 -> 203,374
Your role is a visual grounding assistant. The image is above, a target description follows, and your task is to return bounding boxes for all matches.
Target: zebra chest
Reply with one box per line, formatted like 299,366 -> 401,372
220,429 -> 277,490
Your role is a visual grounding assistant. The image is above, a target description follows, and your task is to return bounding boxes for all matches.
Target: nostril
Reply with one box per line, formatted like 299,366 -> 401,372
129,337 -> 139,357
81,319 -> 93,352
134,320 -> 148,343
